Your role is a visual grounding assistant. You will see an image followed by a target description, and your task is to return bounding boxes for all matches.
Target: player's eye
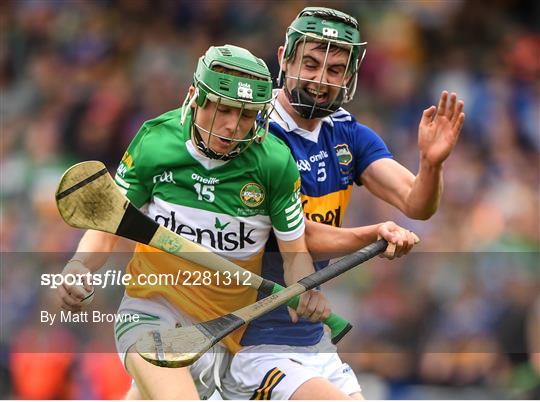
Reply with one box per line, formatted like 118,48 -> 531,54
328,67 -> 345,76
242,111 -> 257,120
302,59 -> 318,69
217,106 -> 231,113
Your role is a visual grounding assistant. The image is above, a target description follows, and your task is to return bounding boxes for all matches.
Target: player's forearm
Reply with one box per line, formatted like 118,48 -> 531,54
305,220 -> 379,261
71,230 -> 119,272
405,159 -> 443,220
278,236 -> 316,285
282,252 -> 316,285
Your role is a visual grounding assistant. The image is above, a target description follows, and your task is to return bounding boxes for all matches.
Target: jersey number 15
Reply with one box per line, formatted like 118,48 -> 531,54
194,183 -> 215,202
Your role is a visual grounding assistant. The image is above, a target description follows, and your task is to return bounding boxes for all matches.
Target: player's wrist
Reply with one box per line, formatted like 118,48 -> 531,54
67,258 -> 85,265
352,224 -> 379,243
63,258 -> 90,274
419,154 -> 444,170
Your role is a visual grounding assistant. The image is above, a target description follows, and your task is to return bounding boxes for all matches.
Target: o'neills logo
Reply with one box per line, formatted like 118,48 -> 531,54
154,211 -> 256,251
334,144 -> 352,166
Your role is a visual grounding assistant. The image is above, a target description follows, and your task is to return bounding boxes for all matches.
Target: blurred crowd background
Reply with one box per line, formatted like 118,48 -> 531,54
1,0 -> 539,399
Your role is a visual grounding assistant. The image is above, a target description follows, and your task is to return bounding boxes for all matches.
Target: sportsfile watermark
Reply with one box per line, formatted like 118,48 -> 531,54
41,309 -> 141,326
41,269 -> 253,289
1,251 -> 538,353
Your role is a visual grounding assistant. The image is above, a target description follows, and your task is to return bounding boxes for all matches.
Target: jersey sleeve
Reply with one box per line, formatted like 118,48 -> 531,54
114,125 -> 153,208
351,123 -> 393,185
268,153 -> 305,242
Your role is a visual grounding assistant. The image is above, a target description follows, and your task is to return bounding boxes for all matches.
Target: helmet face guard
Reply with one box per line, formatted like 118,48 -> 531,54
278,7 -> 367,119
181,45 -> 273,160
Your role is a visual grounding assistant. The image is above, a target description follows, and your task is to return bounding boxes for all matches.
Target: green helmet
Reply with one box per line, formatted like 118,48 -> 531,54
279,7 -> 367,119
182,44 -> 274,160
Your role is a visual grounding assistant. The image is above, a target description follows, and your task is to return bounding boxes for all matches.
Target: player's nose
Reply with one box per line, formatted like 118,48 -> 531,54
312,66 -> 329,84
221,113 -> 241,135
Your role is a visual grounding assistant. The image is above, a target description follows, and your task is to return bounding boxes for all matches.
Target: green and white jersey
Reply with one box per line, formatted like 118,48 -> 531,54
114,107 -> 305,261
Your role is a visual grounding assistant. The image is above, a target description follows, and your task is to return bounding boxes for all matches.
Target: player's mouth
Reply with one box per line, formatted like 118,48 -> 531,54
305,87 -> 328,103
205,134 -> 233,153
218,137 -> 232,144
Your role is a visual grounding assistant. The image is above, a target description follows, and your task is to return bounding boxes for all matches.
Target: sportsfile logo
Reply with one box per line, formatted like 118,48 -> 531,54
155,211 -> 256,251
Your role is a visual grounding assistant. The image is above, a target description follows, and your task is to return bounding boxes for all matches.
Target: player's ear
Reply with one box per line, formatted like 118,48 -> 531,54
187,85 -> 198,109
277,46 -> 286,70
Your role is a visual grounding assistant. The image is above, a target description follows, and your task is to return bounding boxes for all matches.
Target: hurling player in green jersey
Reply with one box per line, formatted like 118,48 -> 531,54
57,44 -> 331,399
224,7 -> 464,400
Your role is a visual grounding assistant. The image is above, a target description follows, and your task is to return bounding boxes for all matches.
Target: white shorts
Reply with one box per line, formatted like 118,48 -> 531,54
114,293 -> 231,400
221,334 -> 361,400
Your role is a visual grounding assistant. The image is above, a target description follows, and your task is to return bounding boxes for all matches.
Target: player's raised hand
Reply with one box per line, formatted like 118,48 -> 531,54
418,91 -> 465,166
377,221 -> 420,259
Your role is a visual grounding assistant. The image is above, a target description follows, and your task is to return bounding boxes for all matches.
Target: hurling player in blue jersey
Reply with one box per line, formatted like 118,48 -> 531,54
222,7 -> 465,400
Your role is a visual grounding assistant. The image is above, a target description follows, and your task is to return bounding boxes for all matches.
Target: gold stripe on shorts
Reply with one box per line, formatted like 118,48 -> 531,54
250,367 -> 286,400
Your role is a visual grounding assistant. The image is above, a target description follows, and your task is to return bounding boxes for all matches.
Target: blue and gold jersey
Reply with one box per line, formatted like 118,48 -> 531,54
241,98 -> 393,347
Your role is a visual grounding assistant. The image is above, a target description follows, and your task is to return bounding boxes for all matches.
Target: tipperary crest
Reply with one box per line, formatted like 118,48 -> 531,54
240,182 -> 265,207
334,144 -> 352,166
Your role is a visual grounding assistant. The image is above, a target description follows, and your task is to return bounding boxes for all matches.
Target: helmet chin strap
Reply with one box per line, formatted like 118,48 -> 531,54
284,83 -> 345,119
192,126 -> 240,161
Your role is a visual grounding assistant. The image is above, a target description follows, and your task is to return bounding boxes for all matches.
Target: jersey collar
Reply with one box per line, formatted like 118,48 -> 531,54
185,139 -> 229,170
